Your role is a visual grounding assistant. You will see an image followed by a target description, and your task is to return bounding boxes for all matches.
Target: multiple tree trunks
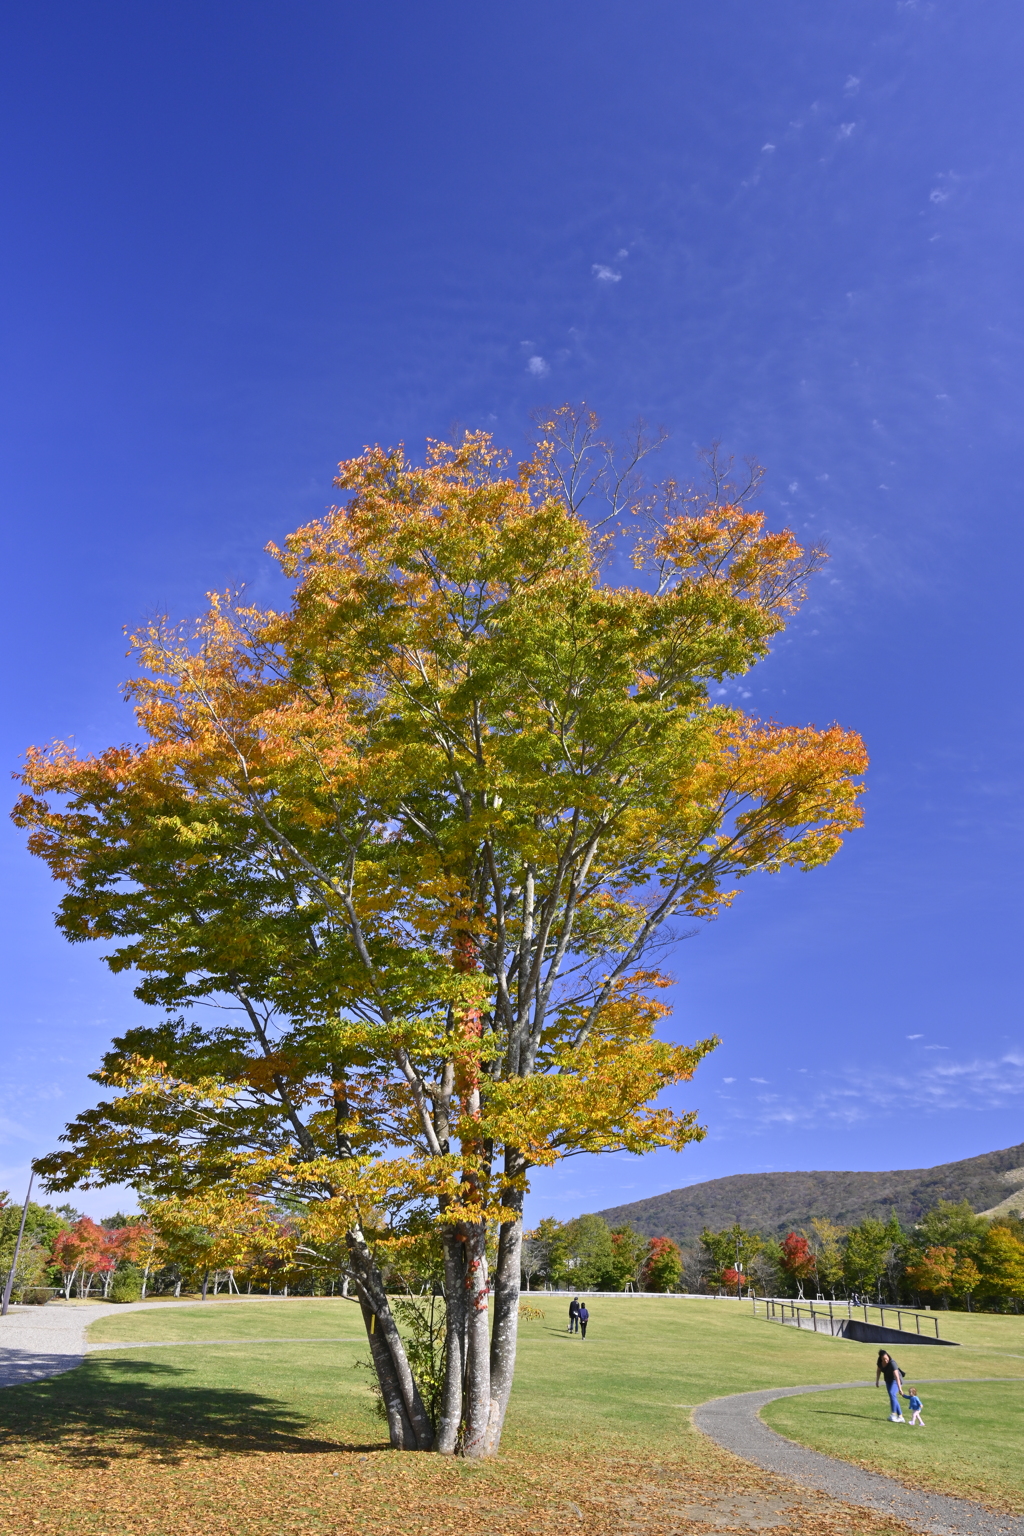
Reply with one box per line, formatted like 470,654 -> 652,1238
347,1218 -> 523,1457
346,1206 -> 523,1458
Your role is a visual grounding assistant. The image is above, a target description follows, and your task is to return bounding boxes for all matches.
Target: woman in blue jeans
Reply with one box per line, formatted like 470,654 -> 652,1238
875,1350 -> 905,1421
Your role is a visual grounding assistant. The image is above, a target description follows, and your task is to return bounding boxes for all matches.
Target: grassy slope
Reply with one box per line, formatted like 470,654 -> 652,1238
86,1295 -> 1024,1452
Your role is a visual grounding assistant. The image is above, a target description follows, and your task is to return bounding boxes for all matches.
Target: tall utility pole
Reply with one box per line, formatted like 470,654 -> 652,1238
1,1171 -> 35,1316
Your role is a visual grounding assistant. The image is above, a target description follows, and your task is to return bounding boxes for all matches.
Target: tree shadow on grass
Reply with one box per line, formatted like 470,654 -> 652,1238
0,1356 -> 386,1466
801,1409 -> 895,1422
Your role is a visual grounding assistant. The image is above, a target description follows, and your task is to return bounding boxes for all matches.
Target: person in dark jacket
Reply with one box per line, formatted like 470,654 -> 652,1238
875,1350 -> 905,1421
568,1296 -> 581,1333
578,1302 -> 589,1338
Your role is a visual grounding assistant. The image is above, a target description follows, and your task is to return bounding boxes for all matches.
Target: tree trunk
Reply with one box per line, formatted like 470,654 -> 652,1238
201,1269 -> 209,1300
435,1228 -> 468,1455
460,1220 -> 492,1459
360,1299 -> 418,1448
482,1162 -> 525,1455
346,1226 -> 434,1451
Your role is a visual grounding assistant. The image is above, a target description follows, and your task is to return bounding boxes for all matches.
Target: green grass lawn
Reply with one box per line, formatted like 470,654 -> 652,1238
81,1294 -> 1024,1456
1,1296 -> 1022,1534
513,1299 -> 1024,1450
762,1381 -> 1024,1515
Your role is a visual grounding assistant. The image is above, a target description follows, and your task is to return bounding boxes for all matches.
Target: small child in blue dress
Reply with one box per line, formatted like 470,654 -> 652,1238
903,1386 -> 924,1426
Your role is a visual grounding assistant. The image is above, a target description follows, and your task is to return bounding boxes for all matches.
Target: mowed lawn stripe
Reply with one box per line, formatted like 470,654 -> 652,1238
87,1298 -> 366,1345
88,1336 -> 366,1350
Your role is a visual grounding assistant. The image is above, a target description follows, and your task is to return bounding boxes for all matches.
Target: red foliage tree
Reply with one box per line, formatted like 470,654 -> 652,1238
51,1218 -> 113,1299
643,1236 -> 683,1292
779,1231 -> 816,1297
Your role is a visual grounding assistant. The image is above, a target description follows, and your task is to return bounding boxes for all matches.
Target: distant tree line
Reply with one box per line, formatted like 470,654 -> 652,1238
6,1190 -> 1021,1313
515,1200 -> 1024,1311
520,1215 -> 685,1292
0,1194 -> 336,1304
695,1201 -> 1024,1311
0,1198 -> 168,1303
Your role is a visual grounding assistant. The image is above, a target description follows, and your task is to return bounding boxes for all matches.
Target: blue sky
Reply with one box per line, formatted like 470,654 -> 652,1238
2,2 -> 1022,1224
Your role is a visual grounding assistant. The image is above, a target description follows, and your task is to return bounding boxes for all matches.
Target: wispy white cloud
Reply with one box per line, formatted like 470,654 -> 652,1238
929,172 -> 958,207
0,1116 -> 37,1143
718,1050 -> 1024,1133
526,355 -> 549,377
592,264 -> 622,283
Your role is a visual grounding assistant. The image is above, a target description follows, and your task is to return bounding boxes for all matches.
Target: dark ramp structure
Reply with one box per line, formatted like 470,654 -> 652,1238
753,1297 -> 958,1347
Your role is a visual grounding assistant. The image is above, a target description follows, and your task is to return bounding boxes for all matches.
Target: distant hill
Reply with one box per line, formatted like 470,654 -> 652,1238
594,1142 -> 1024,1247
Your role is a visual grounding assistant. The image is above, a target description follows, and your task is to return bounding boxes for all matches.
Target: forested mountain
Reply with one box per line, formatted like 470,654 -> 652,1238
594,1142 -> 1024,1245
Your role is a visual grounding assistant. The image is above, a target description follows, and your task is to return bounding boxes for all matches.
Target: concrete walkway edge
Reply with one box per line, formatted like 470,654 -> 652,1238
693,1380 -> 1024,1536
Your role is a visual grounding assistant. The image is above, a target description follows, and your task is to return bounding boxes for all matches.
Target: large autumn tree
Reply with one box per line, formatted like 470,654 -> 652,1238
15,409 -> 866,1456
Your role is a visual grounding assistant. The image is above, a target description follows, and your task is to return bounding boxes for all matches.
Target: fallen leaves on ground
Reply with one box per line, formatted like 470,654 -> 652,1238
0,1436 -> 914,1536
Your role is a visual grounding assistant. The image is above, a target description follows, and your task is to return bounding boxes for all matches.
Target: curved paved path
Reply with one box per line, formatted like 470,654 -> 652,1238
694,1380 -> 1024,1536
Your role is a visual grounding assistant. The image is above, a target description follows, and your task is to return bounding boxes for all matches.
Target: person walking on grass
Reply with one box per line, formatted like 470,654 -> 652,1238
578,1302 -> 589,1338
569,1296 -> 581,1334
875,1350 -> 905,1421
903,1387 -> 925,1427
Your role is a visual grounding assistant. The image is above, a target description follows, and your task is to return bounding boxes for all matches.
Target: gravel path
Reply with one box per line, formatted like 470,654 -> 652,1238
694,1380 -> 1024,1536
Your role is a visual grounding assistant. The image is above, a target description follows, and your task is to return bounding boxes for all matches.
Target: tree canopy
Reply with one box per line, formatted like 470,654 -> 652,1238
16,409 -> 867,1455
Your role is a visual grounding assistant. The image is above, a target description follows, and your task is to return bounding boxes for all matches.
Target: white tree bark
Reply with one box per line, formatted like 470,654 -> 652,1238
482,1164 -> 525,1455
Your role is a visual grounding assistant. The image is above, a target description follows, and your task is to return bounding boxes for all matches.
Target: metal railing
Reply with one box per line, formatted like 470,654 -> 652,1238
752,1295 -> 942,1339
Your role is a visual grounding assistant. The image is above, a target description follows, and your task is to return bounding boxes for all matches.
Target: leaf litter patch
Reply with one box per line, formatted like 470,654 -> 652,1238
0,1444 -> 918,1536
